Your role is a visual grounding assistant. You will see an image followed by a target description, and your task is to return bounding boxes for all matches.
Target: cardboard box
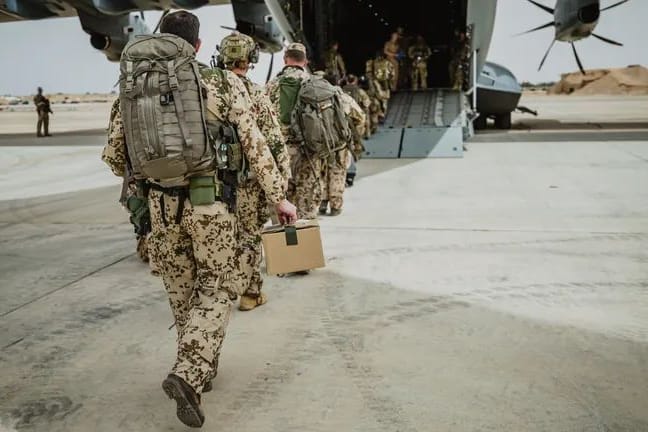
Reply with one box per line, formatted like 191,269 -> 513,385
261,220 -> 325,275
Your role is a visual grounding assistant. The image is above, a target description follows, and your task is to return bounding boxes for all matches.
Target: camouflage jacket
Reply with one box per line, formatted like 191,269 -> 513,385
408,44 -> 432,62
324,49 -> 346,78
339,91 -> 366,138
343,83 -> 371,112
33,94 -> 50,113
237,74 -> 291,182
102,69 -> 286,205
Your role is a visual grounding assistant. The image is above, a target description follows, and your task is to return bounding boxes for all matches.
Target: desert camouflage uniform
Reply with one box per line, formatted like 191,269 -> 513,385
225,74 -> 290,299
343,83 -> 372,139
321,91 -> 365,211
324,48 -> 346,84
266,65 -> 322,219
408,42 -> 432,91
102,68 -> 285,395
383,39 -> 400,91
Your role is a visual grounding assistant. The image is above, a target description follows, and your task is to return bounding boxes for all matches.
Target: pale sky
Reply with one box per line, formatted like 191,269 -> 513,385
0,0 -> 646,95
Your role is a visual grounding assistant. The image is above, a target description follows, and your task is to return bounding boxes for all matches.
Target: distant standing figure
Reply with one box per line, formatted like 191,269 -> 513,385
33,87 -> 52,137
408,36 -> 432,90
324,41 -> 347,85
383,32 -> 400,91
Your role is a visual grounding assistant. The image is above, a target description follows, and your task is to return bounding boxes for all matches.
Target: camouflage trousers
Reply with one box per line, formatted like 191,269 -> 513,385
321,149 -> 349,210
36,111 -> 49,136
411,61 -> 428,91
148,189 -> 238,394
136,235 -> 149,263
287,143 -> 324,220
387,57 -> 399,91
222,180 -> 269,298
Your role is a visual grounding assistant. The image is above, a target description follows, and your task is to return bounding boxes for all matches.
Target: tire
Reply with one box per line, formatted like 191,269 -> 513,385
473,114 -> 488,130
495,112 -> 512,130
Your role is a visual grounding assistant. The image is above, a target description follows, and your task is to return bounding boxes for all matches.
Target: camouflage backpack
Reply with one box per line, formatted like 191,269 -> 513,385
373,59 -> 390,82
291,75 -> 352,159
119,34 -> 214,182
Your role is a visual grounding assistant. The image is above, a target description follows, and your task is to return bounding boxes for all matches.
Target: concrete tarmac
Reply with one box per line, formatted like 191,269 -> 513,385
0,97 -> 647,431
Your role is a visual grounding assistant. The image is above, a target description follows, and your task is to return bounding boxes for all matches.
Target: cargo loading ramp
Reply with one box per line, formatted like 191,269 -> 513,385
363,89 -> 466,159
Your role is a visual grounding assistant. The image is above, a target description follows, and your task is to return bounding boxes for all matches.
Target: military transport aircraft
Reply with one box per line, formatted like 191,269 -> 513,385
519,0 -> 629,73
0,0 -> 629,144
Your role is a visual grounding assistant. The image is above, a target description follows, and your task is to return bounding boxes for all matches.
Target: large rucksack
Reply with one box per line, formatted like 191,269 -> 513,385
291,76 -> 352,159
119,34 -> 213,182
373,59 -> 390,82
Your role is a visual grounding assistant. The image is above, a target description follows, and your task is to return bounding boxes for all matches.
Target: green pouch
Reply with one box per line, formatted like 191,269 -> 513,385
189,176 -> 216,206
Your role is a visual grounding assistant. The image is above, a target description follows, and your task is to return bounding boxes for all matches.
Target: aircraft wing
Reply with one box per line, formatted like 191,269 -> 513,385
0,0 -> 286,60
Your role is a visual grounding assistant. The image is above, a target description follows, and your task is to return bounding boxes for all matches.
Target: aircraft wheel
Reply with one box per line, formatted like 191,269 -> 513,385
495,113 -> 512,130
473,114 -> 488,130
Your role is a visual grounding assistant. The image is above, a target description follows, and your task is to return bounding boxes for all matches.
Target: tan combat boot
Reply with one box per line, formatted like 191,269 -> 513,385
239,292 -> 268,311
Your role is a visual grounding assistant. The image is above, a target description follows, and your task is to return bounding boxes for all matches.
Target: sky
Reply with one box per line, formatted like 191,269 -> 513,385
0,0 -> 646,95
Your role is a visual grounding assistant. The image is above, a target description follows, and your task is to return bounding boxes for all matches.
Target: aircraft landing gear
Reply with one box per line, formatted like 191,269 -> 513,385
494,113 -> 512,130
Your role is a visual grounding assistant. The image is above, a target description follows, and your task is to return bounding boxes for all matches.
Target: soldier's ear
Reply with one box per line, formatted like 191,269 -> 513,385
195,38 -> 202,53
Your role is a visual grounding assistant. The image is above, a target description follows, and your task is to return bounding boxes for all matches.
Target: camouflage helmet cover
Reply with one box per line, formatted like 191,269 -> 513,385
218,31 -> 260,66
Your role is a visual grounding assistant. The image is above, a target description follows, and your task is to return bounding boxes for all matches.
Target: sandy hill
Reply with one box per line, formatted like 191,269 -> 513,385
549,65 -> 648,95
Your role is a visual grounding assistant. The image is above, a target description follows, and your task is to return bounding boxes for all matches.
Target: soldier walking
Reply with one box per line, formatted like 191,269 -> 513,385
216,31 -> 291,311
102,11 -> 296,428
266,43 -> 320,219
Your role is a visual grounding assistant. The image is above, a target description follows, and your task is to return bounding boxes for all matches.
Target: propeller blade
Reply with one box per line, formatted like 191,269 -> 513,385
266,53 -> 275,83
592,33 -> 623,46
571,42 -> 586,74
524,0 -> 554,14
602,0 -> 629,12
538,38 -> 556,71
515,21 -> 555,36
221,25 -> 237,31
153,9 -> 170,33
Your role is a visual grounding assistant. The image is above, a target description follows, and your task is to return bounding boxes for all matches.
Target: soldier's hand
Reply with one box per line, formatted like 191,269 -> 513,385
275,199 -> 297,225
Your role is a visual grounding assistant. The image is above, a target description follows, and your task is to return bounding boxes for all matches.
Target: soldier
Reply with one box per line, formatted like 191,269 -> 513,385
450,30 -> 471,90
319,75 -> 366,216
33,87 -> 52,137
266,43 -> 320,219
343,74 -> 372,141
216,31 -> 291,311
370,53 -> 393,118
102,11 -> 296,428
397,27 -> 413,89
408,35 -> 432,91
324,41 -> 346,85
383,32 -> 400,91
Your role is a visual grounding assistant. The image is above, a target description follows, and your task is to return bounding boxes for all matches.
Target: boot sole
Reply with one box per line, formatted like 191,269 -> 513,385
162,376 -> 204,428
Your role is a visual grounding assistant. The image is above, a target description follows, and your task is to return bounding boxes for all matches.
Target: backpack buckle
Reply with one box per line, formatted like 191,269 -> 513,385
160,93 -> 174,105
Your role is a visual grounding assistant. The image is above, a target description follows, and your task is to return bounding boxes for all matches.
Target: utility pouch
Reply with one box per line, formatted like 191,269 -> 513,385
126,195 -> 151,236
189,176 -> 216,206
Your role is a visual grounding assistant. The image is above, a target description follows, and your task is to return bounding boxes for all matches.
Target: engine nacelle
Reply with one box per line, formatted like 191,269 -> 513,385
231,0 -> 284,53
79,11 -> 150,61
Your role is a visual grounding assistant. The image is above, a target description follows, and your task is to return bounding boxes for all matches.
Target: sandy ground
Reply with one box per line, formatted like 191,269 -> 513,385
0,96 -> 647,432
0,103 -> 112,135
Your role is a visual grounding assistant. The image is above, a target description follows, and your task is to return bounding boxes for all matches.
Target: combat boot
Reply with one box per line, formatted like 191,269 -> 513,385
239,292 -> 268,311
329,208 -> 343,217
319,200 -> 329,215
162,374 -> 205,428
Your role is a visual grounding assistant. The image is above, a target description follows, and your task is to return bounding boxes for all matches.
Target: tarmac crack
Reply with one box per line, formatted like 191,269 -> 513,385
0,252 -> 134,319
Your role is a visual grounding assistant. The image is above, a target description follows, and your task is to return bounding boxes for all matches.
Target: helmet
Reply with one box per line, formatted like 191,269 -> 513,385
217,31 -> 259,68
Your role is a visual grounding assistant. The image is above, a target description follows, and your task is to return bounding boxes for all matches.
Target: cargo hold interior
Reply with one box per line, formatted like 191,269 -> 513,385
296,0 -> 467,88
